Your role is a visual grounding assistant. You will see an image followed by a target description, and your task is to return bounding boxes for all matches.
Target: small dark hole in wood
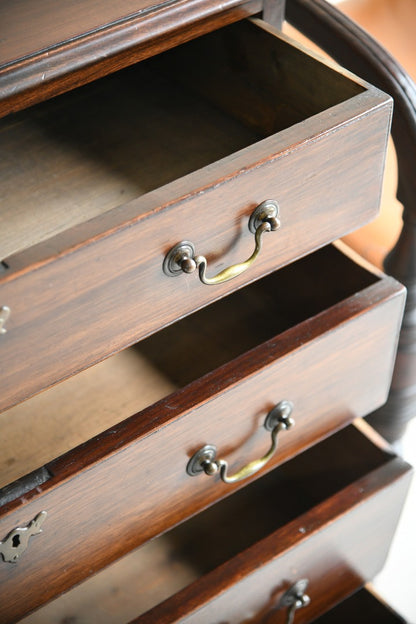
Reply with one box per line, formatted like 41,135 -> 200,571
12,535 -> 20,548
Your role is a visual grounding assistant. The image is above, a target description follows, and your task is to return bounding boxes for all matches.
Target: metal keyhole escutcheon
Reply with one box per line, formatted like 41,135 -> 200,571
0,511 -> 47,563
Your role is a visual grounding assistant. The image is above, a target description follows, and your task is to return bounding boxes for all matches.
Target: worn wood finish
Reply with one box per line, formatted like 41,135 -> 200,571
0,247 -> 405,622
0,20 -> 392,413
0,0 -> 262,117
14,425 -> 414,623
286,0 -> 416,443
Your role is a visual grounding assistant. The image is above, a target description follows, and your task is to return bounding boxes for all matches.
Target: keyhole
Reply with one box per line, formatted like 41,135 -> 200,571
12,535 -> 20,548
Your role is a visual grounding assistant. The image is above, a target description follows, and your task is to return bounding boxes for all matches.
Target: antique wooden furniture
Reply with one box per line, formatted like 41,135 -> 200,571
0,0 -> 412,622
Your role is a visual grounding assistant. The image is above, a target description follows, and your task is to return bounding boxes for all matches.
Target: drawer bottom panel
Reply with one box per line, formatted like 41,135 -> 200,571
19,422 -> 412,624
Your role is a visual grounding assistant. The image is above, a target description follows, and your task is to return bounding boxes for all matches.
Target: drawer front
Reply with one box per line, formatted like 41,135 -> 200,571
0,272 -> 405,622
136,432 -> 411,624
0,19 -> 392,413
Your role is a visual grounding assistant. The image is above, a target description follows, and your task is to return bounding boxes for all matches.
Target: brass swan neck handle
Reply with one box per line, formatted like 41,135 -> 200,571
163,200 -> 280,285
186,400 -> 294,484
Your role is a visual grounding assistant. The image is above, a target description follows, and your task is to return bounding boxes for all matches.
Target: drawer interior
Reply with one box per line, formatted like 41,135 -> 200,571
19,424 -> 393,624
0,244 -> 378,492
312,588 -> 406,623
0,19 -> 364,262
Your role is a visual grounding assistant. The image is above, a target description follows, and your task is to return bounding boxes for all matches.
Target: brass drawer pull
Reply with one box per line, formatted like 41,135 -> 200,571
186,400 -> 294,484
163,200 -> 280,285
279,580 -> 311,624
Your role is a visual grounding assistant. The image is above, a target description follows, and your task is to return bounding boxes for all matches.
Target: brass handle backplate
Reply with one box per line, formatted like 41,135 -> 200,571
163,200 -> 280,285
279,579 -> 311,624
186,400 -> 294,484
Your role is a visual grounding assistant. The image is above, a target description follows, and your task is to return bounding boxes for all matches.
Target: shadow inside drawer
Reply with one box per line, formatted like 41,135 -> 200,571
0,18 -> 363,261
137,244 -> 377,385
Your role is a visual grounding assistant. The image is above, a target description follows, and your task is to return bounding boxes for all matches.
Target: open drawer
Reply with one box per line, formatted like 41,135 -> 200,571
0,244 -> 406,621
0,17 -> 392,412
17,422 -> 412,624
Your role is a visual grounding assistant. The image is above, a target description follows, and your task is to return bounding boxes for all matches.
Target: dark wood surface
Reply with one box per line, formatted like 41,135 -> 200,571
0,0 -> 202,65
16,424 -> 413,623
286,0 -> 416,442
0,245 -> 404,485
1,18 -> 363,261
0,19 -> 392,413
0,246 -> 406,622
0,0 -> 262,117
0,4 -> 408,622
132,424 -> 412,623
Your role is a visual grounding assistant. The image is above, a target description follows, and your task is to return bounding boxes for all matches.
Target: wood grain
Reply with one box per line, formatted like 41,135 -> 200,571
0,244 -> 387,486
0,0 -> 195,66
0,248 -> 406,622
150,19 -> 364,136
19,426 -> 411,623
262,0 -> 286,29
0,20 -> 392,412
0,0 -> 262,117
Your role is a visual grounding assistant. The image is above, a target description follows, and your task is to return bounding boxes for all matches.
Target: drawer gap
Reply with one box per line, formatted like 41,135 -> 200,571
18,425 -> 395,624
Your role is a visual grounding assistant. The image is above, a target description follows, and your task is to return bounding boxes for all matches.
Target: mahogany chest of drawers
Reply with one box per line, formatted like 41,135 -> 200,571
0,1 -> 412,622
